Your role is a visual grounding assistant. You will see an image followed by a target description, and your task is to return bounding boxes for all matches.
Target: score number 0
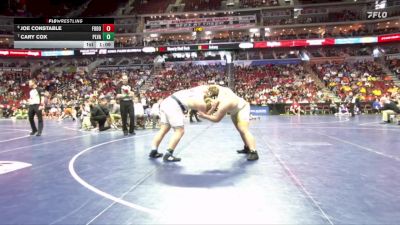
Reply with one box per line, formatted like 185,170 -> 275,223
102,24 -> 115,32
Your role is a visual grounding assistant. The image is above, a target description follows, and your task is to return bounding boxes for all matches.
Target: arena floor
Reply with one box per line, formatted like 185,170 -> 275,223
0,115 -> 399,225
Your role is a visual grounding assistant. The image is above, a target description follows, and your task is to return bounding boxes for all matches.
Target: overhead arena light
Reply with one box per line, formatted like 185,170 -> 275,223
142,47 -> 156,53
239,42 -> 253,49
293,8 -> 302,19
226,0 -> 235,6
249,28 -> 259,33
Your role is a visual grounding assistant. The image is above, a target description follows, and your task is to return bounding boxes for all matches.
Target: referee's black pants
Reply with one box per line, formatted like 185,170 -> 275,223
28,104 -> 43,133
348,103 -> 355,116
120,100 -> 135,133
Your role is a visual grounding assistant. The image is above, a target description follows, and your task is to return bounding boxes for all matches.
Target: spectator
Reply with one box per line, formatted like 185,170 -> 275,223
372,98 -> 381,114
134,97 -> 145,129
150,98 -> 162,129
289,99 -> 303,116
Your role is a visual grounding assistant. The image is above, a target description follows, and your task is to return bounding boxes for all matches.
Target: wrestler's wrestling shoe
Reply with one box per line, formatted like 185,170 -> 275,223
247,151 -> 259,161
237,146 -> 250,154
149,150 -> 163,158
163,152 -> 181,162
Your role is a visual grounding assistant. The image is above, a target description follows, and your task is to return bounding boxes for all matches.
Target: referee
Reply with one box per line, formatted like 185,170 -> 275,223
116,74 -> 135,136
28,80 -> 44,136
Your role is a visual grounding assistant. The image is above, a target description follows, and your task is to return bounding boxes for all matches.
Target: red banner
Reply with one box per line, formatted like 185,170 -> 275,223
254,42 -> 267,48
198,45 -> 209,50
255,38 -> 336,48
378,33 -> 400,43
0,49 -> 41,57
157,47 -> 167,53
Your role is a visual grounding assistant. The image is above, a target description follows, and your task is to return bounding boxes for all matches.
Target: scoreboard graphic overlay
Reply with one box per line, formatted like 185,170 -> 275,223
14,18 -> 114,49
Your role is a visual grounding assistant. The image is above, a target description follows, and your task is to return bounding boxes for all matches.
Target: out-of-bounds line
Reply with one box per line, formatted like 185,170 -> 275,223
63,126 -> 86,132
0,135 -> 30,143
0,130 -> 28,134
286,118 -> 350,125
69,133 -> 160,217
261,137 -> 335,225
358,121 -> 382,126
250,126 -> 400,132
49,198 -> 94,225
186,118 -> 350,127
0,134 -> 92,154
318,133 -> 400,162
1,128 -> 31,132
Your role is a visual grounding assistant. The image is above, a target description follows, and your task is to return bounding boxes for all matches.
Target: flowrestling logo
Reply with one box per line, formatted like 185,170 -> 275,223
367,11 -> 388,19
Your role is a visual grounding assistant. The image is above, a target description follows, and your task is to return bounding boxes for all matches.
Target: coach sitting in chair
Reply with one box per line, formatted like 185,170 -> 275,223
380,94 -> 400,125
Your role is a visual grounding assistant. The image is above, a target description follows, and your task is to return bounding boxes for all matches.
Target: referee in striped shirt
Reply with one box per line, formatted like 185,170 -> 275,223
116,74 -> 136,136
28,80 -> 44,136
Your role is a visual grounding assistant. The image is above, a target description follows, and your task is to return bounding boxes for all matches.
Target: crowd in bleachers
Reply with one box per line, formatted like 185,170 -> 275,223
1,0 -> 400,124
143,64 -> 227,100
317,45 -> 400,58
0,61 -> 152,120
2,47 -> 400,120
99,56 -> 154,66
313,61 -> 397,102
0,70 -> 31,111
0,62 -> 226,129
387,59 -> 400,79
0,61 -> 32,68
235,47 -> 377,60
381,45 -> 400,55
241,0 -> 279,8
234,64 -> 323,105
